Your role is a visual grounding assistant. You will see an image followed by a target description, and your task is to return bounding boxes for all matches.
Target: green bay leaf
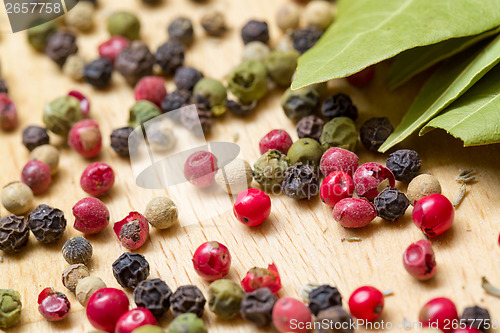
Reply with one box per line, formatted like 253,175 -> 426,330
292,0 -> 500,90
379,35 -> 500,152
420,65 -> 500,146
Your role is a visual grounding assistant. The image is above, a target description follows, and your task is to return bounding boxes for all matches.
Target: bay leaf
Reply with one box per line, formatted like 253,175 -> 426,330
420,65 -> 500,146
292,0 -> 500,90
379,35 -> 500,152
387,28 -> 500,90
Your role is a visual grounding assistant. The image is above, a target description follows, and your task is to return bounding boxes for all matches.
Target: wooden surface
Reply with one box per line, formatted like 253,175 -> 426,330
0,0 -> 499,332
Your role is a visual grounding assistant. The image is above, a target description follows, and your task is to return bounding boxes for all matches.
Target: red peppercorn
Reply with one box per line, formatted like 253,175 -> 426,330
192,241 -> 231,281
21,160 -> 52,194
413,193 -> 454,237
113,211 -> 149,250
68,90 -> 91,118
346,65 -> 375,88
353,162 -> 395,201
320,171 -> 354,208
320,147 -> 359,177
241,263 -> 281,294
184,151 -> 218,188
73,197 -> 110,234
80,162 -> 115,196
348,286 -> 384,322
134,76 -> 167,108
68,119 -> 102,158
233,188 -> 271,227
272,297 -> 312,333
403,239 -> 436,280
115,308 -> 156,333
38,287 -> 71,321
0,93 -> 18,131
98,36 -> 130,64
259,129 -> 293,155
87,288 -> 130,333
419,297 -> 458,332
333,197 -> 377,228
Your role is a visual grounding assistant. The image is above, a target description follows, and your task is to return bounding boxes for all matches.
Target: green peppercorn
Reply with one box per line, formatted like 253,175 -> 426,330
227,60 -> 268,104
0,289 -> 22,329
253,149 -> 290,192
43,96 -> 83,136
27,20 -> 58,52
107,12 -> 141,40
167,313 -> 207,333
287,138 -> 323,167
129,100 -> 161,128
281,86 -> 319,122
265,50 -> 299,87
319,117 -> 358,152
208,279 -> 244,320
133,325 -> 165,333
193,78 -> 227,117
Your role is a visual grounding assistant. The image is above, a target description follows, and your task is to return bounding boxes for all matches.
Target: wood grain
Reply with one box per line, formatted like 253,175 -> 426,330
0,0 -> 499,332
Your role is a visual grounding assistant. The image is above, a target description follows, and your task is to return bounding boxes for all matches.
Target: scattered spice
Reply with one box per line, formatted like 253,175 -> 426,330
67,91 -> 90,117
68,119 -> 102,158
30,145 -> 60,175
107,11 -> 141,40
303,0 -> 334,30
360,117 -> 394,152
43,95 -> 83,137
75,276 -> 106,306
45,31 -> 78,67
110,126 -> 135,157
456,169 -> 476,183
168,17 -> 194,45
413,193 -> 454,237
146,120 -> 176,152
308,285 -> 342,316
215,159 -> 253,195
155,40 -> 185,75
320,117 -> 358,152
162,90 -> 191,114
134,278 -> 172,318
241,263 -> 281,293
144,197 -> 179,230
265,50 -> 299,87
461,305 -> 491,332
292,28 -> 323,54
1,182 -> 34,215
453,183 -> 467,208
403,239 -> 436,280
228,60 -> 268,104
22,126 -> 50,151
129,100 -> 162,128
83,58 -> 113,88
407,174 -> 442,204
226,99 -> 256,116
72,197 -> 110,234
341,237 -> 362,242
0,289 -> 22,329
253,149 -> 290,192
113,211 -> 150,250
240,288 -> 277,326
180,103 -> 212,134
192,241 -> 231,281
321,93 -> 358,120
98,36 -> 130,64
184,151 -> 219,188
273,297 -> 312,333
65,1 -> 94,32
353,162 -> 396,201
299,282 -> 321,303
333,198 -> 377,228
112,252 -> 150,289
116,41 -> 155,85
281,86 -> 320,122
193,78 -> 227,116
171,285 -> 206,318
37,288 -> 70,321
282,163 -> 319,200
348,286 -> 384,322
168,313 -> 207,333
241,20 -> 269,45
208,279 -> 245,320
174,66 -> 203,92
0,215 -> 29,254
315,306 -> 354,333
200,10 -> 227,36
86,288 -> 130,332
297,115 -> 324,141
116,307 -> 157,332
418,297 -> 458,331
242,41 -> 270,61
62,264 -> 90,292
287,138 -> 323,167
21,160 -> 52,194
80,162 -> 115,197
320,147 -> 359,177
0,93 -> 18,131
374,187 -> 410,221
386,149 -> 421,183
27,20 -> 58,52
481,276 -> 500,297
276,3 -> 300,32
259,129 -> 293,155
320,171 -> 355,208
28,204 -> 66,244
62,236 -> 93,265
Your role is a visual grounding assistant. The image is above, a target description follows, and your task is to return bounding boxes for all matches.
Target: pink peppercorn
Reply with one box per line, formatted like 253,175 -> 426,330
81,162 -> 115,196
113,211 -> 149,250
0,93 -> 18,131
320,171 -> 354,208
87,288 -> 130,333
353,162 -> 395,201
320,147 -> 359,177
68,90 -> 91,118
333,197 -> 377,228
412,193 -> 454,237
38,287 -> 71,322
403,239 -> 437,280
419,297 -> 458,332
241,263 -> 281,294
115,308 -> 156,333
68,119 -> 102,158
21,160 -> 52,194
348,286 -> 384,322
134,76 -> 167,108
272,297 -> 312,333
184,151 -> 218,188
192,241 -> 231,281
259,129 -> 293,155
233,188 -> 271,227
98,36 -> 130,64
346,65 -> 375,88
73,197 -> 110,234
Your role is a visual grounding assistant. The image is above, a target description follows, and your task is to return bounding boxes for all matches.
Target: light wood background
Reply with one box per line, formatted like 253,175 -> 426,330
0,0 -> 499,332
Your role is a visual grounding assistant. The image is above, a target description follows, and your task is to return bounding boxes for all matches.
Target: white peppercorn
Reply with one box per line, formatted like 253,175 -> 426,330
276,3 -> 300,31
1,182 -> 34,215
62,264 -> 90,292
65,2 -> 94,32
303,0 -> 334,30
407,174 -> 442,205
144,197 -> 179,229
75,276 -> 106,306
242,41 -> 270,62
214,159 -> 253,195
63,55 -> 86,81
30,145 -> 60,175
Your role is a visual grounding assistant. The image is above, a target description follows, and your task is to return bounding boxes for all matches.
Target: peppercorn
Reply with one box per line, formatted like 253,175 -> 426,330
73,197 -> 110,234
461,306 -> 491,332
162,90 -> 191,115
144,197 -> 178,229
200,10 -> 227,36
0,215 -> 29,254
99,36 -> 130,65
0,78 -> 8,94
38,287 -> 71,321
360,117 -> 394,152
134,325 -> 164,333
193,78 -> 227,117
276,3 -> 300,32
113,212 -> 150,250
241,20 -> 269,45
65,1 -> 94,32
112,252 -> 150,289
353,162 -> 395,201
308,285 -> 342,316
273,298 -> 313,332
134,278 -> 172,318
386,149 -> 421,183
282,163 -> 319,200
300,282 -> 321,303
68,119 -> 102,158
208,279 -> 244,320
168,313 -> 207,333
62,236 -> 93,265
28,204 -> 66,244
215,158 -> 253,195
374,188 -> 410,221
146,121 -> 176,152
23,126 -> 50,151
253,149 -> 290,192
403,239 -> 436,280
80,162 -> 115,196
0,289 -> 22,329
31,145 -> 59,175
304,1 -> 334,30
226,99 -> 257,116
320,117 -> 358,152
43,95 -> 83,136
315,306 -> 354,333
155,40 -> 185,75
107,12 -> 141,40
171,285 -> 206,318
168,17 -> 194,45
407,174 -> 442,205
129,100 -> 162,128
116,41 -> 155,85
0,94 -> 18,131
297,115 -> 324,141
62,264 -> 90,292
287,138 -> 323,167
67,90 -> 91,116
45,31 -> 78,67
84,58 -> 113,88
242,41 -> 270,62
75,276 -> 106,306
282,86 -> 320,122
321,93 -> 358,120
1,182 -> 34,215
62,55 -> 85,81
27,20 -> 58,51
110,126 -> 135,156
261,129 -> 293,154
227,60 -> 268,104
265,50 -> 299,87
21,160 -> 52,194
292,28 -> 323,54
240,288 -> 277,326
180,104 -> 212,134
174,67 -> 203,92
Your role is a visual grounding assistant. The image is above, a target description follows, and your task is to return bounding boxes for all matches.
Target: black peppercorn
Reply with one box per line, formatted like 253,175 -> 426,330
0,78 -> 8,94
0,215 -> 29,254
28,204 -> 66,244
308,285 -> 342,316
240,288 -> 277,326
282,162 -> 319,200
161,90 -> 191,123
134,278 -> 172,318
461,306 -> 491,332
115,41 -> 155,85
374,187 -> 410,221
315,306 -> 354,333
174,67 -> 203,92
171,285 -> 207,318
292,28 -> 323,54
110,126 -> 134,157
22,126 -> 50,151
241,20 -> 270,45
281,87 -> 320,122
226,99 -> 257,116
168,17 -> 194,45
155,40 -> 185,75
180,103 -> 212,134
297,115 -> 324,141
83,58 -> 113,88
360,117 -> 394,152
45,31 -> 78,67
321,93 -> 358,121
62,236 -> 93,265
112,252 -> 150,289
386,149 -> 421,183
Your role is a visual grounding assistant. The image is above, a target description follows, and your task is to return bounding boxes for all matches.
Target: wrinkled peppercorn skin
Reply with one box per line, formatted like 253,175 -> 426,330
84,58 -> 113,88
360,117 -> 394,152
155,41 -> 185,75
308,285 -> 342,316
180,104 -> 212,134
315,306 -> 354,333
292,28 -> 323,54
321,93 -> 358,120
208,279 -> 244,320
171,285 -> 207,318
134,278 -> 172,318
240,288 -> 277,326
253,149 -> 290,192
45,31 -> 78,67
22,126 -> 50,151
62,236 -> 93,265
174,67 -> 203,92
28,204 -> 66,244
282,163 -> 319,200
111,126 -> 134,157
0,289 -> 22,329
241,20 -> 269,45
112,252 -> 150,289
281,86 -> 320,122
386,149 -> 421,183
116,41 -> 155,85
374,187 -> 410,221
168,17 -> 194,45
320,117 -> 358,152
297,115 -> 324,141
461,306 -> 491,332
0,215 -> 29,254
